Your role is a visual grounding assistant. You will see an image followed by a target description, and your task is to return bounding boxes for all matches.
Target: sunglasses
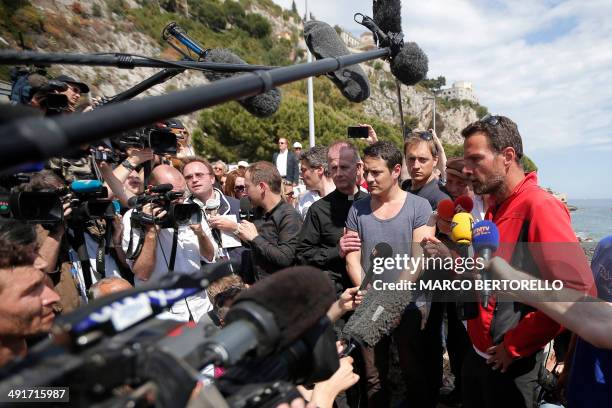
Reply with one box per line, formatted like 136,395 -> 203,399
480,114 -> 501,126
415,131 -> 433,141
285,191 -> 295,197
234,185 -> 246,192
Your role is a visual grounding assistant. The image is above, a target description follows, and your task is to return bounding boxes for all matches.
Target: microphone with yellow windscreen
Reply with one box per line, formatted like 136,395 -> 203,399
451,212 -> 474,245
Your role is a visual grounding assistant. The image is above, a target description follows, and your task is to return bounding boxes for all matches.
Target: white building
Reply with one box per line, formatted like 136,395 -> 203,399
437,81 -> 479,104
339,30 -> 361,49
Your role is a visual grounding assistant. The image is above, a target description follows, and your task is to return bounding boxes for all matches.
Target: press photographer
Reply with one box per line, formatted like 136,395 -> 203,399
122,164 -> 217,321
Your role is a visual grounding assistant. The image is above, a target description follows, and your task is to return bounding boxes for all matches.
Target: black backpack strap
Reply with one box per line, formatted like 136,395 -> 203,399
168,228 -> 179,272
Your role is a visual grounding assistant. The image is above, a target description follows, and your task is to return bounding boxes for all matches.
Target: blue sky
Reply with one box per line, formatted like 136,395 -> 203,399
273,0 -> 612,199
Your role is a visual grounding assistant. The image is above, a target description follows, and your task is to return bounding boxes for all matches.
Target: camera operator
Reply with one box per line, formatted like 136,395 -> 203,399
17,170 -> 131,305
122,164 -> 217,322
0,218 -> 60,367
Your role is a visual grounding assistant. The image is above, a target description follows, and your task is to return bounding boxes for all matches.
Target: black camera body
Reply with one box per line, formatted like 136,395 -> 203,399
60,184 -> 115,222
130,185 -> 201,228
0,191 -> 64,226
114,127 -> 178,156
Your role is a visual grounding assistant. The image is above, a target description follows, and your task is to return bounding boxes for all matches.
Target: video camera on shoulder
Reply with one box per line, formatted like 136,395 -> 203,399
129,184 -> 201,228
114,126 -> 178,156
35,80 -> 71,115
61,180 -> 115,222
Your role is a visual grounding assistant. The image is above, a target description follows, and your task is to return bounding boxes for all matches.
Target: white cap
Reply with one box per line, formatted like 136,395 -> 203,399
293,142 -> 303,149
237,160 -> 249,168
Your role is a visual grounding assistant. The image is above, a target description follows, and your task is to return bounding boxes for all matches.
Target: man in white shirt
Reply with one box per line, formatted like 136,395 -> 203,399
297,145 -> 335,219
273,138 -> 299,185
122,165 -> 217,322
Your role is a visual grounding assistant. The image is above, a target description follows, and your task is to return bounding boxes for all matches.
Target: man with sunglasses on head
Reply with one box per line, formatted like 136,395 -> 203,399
459,115 -> 595,408
122,164 -> 217,322
402,130 -> 451,210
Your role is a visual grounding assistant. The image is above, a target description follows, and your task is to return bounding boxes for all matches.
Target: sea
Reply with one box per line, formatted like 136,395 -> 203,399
568,199 -> 612,242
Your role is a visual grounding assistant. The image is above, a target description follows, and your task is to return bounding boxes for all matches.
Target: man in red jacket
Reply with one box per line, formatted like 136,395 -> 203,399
460,115 -> 596,408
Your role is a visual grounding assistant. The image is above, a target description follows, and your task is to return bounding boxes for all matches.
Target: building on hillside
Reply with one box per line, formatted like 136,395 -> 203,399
340,30 -> 361,49
436,81 -> 479,104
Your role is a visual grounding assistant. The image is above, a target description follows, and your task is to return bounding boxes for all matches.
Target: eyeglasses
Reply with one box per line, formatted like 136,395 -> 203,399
480,114 -> 501,126
234,185 -> 246,192
285,191 -> 295,197
213,167 -> 224,171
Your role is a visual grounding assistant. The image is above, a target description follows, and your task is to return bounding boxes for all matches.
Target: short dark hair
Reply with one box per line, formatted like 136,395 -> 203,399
363,141 -> 403,171
461,115 -> 523,161
301,145 -> 329,175
0,219 -> 37,268
246,161 -> 282,194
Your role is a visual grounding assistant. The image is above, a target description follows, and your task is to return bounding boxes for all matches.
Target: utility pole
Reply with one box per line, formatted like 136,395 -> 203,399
305,0 -> 315,147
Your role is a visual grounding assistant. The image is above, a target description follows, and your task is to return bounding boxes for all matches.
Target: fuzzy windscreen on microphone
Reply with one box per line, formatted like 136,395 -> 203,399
303,21 -> 371,103
202,48 -> 281,118
342,288 -> 414,347
390,42 -> 429,86
373,0 -> 402,35
233,266 -> 336,348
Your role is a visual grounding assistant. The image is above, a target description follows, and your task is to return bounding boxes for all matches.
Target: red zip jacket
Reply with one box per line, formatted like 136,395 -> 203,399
467,172 -> 596,358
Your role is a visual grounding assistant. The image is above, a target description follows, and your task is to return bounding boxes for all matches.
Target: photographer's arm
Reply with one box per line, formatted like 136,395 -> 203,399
36,224 -> 65,274
131,225 -> 157,281
431,129 -> 447,181
488,257 -> 612,349
105,148 -> 153,207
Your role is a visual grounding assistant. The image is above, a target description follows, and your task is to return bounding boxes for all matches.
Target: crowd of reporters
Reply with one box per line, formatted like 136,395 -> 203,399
0,69 -> 610,408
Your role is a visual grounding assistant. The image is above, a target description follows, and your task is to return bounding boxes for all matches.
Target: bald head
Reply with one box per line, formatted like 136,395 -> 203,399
89,277 -> 133,299
150,164 -> 186,192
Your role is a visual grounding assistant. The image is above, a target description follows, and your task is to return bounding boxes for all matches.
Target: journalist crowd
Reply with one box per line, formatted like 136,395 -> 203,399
0,69 -> 610,408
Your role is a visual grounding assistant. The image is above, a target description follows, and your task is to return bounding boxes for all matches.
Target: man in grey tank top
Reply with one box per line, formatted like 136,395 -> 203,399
345,141 -> 438,407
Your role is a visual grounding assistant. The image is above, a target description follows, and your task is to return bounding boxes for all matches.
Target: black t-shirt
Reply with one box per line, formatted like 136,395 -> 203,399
401,178 -> 450,210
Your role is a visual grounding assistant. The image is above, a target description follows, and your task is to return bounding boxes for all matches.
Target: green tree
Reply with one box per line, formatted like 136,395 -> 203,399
223,0 -> 245,26
420,76 -> 446,92
241,13 -> 271,38
291,0 -> 298,14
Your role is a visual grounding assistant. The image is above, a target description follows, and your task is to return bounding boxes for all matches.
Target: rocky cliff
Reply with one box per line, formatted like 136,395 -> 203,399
1,0 -> 484,145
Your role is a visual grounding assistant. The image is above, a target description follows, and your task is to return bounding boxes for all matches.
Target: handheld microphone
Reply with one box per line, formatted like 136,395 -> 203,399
70,179 -> 103,193
303,21 -> 371,103
205,198 -> 220,216
454,195 -> 474,213
200,266 -> 336,366
437,198 -> 456,221
450,212 -> 474,245
472,220 -> 500,307
202,49 -> 281,117
360,242 -> 393,291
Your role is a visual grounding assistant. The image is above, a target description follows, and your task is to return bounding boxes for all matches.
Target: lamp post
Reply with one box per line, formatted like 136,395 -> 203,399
305,0 -> 315,147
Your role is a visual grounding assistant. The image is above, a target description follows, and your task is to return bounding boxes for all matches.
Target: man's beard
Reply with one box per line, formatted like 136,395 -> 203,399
473,174 -> 505,195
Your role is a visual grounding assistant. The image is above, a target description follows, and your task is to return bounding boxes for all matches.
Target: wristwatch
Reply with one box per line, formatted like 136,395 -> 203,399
121,159 -> 137,172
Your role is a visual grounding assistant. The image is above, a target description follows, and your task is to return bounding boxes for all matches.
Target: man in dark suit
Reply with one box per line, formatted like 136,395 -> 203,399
273,137 -> 300,185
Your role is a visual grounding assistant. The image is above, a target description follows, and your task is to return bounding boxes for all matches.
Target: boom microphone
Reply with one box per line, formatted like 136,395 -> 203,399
472,220 -> 500,307
203,49 -> 281,117
360,242 -> 393,291
200,266 -> 336,366
373,0 -> 402,35
389,42 -> 429,86
342,288 -> 414,347
304,21 -> 371,102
